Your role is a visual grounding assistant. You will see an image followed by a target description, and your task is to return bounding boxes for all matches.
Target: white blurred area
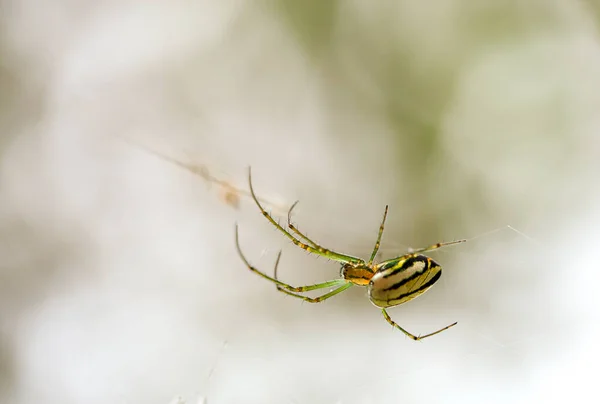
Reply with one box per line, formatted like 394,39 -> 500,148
1,1 -> 600,403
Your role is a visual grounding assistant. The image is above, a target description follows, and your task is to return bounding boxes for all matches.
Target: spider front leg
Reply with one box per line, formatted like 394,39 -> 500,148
382,309 -> 457,341
235,224 -> 350,301
246,168 -> 363,264
271,250 -> 352,303
286,200 -> 318,248
275,282 -> 353,303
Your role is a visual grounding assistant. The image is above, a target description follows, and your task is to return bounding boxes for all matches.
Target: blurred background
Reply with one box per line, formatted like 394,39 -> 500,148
1,1 -> 600,403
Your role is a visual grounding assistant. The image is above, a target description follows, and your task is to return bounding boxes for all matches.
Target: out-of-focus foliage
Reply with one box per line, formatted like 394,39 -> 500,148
1,1 -> 600,403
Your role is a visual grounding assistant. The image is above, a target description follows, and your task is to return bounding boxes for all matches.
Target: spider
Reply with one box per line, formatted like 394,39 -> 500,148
235,168 -> 466,340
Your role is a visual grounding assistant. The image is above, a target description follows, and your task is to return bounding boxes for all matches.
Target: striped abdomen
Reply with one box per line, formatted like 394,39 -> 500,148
368,254 -> 442,308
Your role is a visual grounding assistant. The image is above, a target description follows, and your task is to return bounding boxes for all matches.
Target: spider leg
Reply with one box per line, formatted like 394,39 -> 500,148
271,249 -> 352,302
235,225 -> 347,292
247,167 -> 363,265
408,239 -> 467,255
382,309 -> 457,341
368,205 -> 389,265
276,283 -> 353,303
286,200 -> 318,248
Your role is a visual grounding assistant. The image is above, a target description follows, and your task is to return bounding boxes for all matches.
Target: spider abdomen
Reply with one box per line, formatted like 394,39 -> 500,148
368,255 -> 442,308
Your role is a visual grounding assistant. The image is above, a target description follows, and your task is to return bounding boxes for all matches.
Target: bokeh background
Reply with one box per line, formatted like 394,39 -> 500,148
2,1 -> 600,403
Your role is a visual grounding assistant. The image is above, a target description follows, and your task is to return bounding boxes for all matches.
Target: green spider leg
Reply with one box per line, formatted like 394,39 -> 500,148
376,238 -> 467,269
235,224 -> 347,294
271,250 -> 352,303
286,201 -> 318,248
407,238 -> 467,255
382,309 -> 457,341
276,279 -> 352,303
286,200 -> 356,262
367,205 -> 389,266
247,167 -> 362,264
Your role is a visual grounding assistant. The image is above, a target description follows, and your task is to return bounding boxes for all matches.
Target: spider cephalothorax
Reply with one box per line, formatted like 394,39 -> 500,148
340,263 -> 374,286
